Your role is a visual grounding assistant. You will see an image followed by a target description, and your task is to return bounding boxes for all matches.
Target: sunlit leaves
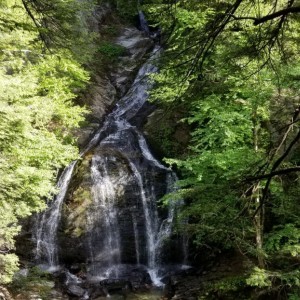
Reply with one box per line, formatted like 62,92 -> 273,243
265,224 -> 300,257
0,0 -> 94,284
246,267 -> 273,288
0,254 -> 19,284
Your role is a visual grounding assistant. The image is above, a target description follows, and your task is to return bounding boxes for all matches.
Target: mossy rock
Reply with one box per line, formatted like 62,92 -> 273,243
144,108 -> 191,160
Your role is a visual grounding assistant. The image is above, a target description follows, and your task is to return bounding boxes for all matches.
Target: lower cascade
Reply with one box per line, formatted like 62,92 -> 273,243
33,45 -> 186,293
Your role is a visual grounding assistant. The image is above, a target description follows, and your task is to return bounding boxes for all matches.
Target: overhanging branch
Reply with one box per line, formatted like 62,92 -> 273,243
254,6 -> 300,25
230,5 -> 300,25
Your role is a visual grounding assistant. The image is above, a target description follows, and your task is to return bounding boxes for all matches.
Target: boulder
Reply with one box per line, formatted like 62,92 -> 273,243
66,284 -> 86,297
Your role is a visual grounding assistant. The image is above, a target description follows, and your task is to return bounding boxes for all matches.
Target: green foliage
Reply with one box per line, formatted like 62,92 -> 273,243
146,0 -> 300,296
246,267 -> 272,288
197,276 -> 247,300
9,266 -> 53,299
0,254 -> 19,284
0,0 -> 95,284
288,291 -> 300,300
265,224 -> 300,258
111,0 -> 138,20
246,267 -> 300,293
214,276 -> 246,292
97,42 -> 126,61
1,0 -> 96,61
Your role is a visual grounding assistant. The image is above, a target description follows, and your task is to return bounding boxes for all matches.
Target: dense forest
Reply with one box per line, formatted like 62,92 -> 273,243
0,0 -> 95,284
145,0 -> 300,298
0,0 -> 299,299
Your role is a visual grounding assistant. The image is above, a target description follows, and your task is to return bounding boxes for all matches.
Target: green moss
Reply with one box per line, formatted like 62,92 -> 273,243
144,108 -> 190,159
198,276 -> 248,300
9,267 -> 53,300
102,25 -> 119,37
63,155 -> 94,238
97,42 -> 126,61
64,188 -> 92,237
73,227 -> 85,237
73,187 -> 92,204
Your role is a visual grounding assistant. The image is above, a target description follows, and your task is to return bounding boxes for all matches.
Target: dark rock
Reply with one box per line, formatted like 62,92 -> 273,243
128,267 -> 152,288
69,264 -> 82,274
100,278 -> 132,291
88,286 -> 107,299
66,284 -> 85,297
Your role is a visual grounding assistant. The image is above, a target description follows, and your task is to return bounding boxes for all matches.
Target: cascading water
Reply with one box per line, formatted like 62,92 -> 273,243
138,11 -> 150,35
34,161 -> 77,270
84,46 -> 179,284
87,155 -> 123,276
34,42 -> 185,287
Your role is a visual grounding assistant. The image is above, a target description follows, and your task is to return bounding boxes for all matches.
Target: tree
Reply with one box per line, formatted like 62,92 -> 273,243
145,0 -> 300,295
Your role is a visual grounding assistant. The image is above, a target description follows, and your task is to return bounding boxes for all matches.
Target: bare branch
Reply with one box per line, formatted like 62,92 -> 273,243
246,167 -> 300,181
253,126 -> 300,218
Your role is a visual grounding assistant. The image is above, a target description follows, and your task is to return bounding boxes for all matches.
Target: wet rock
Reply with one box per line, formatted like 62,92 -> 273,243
67,284 -> 86,297
0,287 -> 13,300
88,3 -> 113,31
48,290 -> 69,300
100,278 -> 132,292
76,76 -> 117,148
129,268 -> 152,289
116,27 -> 153,59
88,285 -> 107,299
110,27 -> 154,96
143,108 -> 191,160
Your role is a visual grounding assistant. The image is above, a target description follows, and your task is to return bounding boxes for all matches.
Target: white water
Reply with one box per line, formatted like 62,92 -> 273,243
138,11 -> 150,35
88,155 -> 122,274
34,161 -> 77,269
129,162 -> 157,269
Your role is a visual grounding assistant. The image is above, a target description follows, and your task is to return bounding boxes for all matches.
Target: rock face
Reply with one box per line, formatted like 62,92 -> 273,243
32,15 -> 185,293
59,145 -> 169,268
143,108 -> 191,160
0,287 -> 13,300
57,25 -> 161,271
112,27 -> 154,96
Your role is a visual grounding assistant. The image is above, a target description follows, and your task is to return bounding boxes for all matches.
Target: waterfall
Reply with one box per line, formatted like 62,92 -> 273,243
87,155 -> 122,276
33,44 -> 185,285
129,162 -> 158,269
138,11 -> 150,35
34,162 -> 77,270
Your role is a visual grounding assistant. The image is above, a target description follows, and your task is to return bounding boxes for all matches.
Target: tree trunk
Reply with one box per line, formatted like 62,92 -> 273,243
253,186 -> 265,268
252,107 -> 265,268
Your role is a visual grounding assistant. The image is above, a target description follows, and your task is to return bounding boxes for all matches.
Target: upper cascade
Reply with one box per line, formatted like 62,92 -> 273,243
138,10 -> 150,35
